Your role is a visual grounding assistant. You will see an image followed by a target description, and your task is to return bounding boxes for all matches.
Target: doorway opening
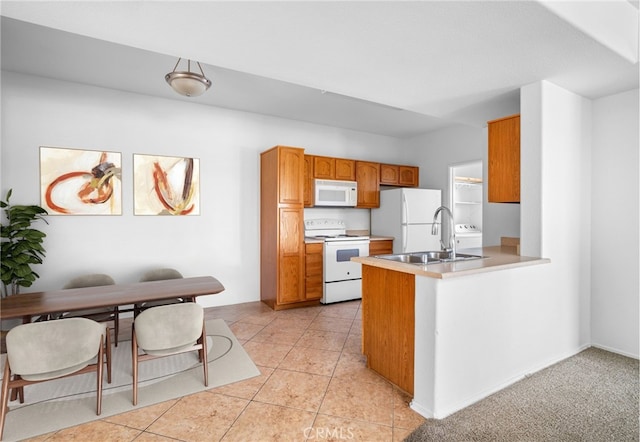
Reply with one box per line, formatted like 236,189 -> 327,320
449,160 -> 483,249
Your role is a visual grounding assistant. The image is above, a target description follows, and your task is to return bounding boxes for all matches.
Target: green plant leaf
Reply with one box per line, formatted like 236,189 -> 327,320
1,189 -> 47,295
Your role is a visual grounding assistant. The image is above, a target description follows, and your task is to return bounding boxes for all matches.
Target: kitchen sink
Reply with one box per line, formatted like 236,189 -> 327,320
375,251 -> 484,265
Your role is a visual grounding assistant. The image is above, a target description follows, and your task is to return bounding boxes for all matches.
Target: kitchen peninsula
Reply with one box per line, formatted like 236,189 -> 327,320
352,246 -> 550,419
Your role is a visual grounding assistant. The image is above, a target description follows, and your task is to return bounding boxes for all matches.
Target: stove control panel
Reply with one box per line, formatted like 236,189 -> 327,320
304,219 -> 346,230
455,223 -> 481,233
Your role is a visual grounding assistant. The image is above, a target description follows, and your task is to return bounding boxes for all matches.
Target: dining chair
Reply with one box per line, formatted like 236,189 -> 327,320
131,302 -> 208,405
61,273 -> 120,346
133,268 -> 188,317
0,318 -> 106,440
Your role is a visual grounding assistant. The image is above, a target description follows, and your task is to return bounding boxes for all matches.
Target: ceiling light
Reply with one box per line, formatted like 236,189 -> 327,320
165,58 -> 212,97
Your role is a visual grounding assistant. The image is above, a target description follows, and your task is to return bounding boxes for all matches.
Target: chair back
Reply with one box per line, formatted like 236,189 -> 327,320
134,303 -> 203,354
6,318 -> 104,381
139,268 -> 183,282
63,274 -> 115,289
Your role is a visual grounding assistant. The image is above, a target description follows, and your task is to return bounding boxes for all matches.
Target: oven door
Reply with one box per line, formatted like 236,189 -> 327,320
323,240 -> 369,282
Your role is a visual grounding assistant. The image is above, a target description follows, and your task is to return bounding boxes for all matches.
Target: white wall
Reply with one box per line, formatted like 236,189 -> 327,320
0,72 -> 405,308
521,80 -> 593,354
590,89 -> 639,357
404,124 -> 520,246
521,83 -> 639,358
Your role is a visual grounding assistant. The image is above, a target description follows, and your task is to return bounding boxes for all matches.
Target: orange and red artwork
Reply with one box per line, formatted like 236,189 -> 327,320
133,154 -> 200,216
40,146 -> 122,215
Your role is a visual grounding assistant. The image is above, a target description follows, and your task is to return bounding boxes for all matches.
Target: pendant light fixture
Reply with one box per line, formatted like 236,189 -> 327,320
165,58 -> 212,97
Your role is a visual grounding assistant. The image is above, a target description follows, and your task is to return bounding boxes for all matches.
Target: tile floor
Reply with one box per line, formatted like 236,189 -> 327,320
23,300 -> 425,441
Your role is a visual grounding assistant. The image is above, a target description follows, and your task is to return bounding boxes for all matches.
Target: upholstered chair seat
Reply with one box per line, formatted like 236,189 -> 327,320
132,302 -> 207,405
0,318 -> 106,440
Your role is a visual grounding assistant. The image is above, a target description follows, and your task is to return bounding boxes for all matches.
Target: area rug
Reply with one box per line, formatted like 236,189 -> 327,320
0,319 -> 260,441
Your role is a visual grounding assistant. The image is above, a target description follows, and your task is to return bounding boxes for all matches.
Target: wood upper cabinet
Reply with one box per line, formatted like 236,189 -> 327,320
303,155 -> 314,207
356,161 -> 380,208
335,158 -> 356,181
313,156 -> 356,181
260,146 -> 308,310
380,164 -> 419,187
398,166 -> 419,187
313,156 -> 335,179
278,147 -> 304,205
488,114 -> 520,203
304,242 -> 323,301
380,164 -> 399,185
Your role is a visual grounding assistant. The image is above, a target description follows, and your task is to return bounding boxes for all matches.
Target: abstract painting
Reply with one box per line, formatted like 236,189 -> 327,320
40,146 -> 122,215
133,154 -> 200,215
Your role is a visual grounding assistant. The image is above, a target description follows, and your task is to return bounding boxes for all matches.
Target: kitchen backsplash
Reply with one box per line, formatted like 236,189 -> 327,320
303,208 -> 370,232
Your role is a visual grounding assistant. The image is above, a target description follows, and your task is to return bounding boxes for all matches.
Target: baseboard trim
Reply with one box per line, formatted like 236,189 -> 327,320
591,343 -> 639,360
426,346 -> 590,420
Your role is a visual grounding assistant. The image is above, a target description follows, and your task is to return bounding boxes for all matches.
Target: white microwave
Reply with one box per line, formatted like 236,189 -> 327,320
314,179 -> 358,207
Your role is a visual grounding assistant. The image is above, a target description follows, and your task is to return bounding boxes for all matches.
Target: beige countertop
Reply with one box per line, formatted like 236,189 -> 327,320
352,246 -> 550,279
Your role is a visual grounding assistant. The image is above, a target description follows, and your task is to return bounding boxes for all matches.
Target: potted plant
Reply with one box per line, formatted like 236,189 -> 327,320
0,189 -> 48,297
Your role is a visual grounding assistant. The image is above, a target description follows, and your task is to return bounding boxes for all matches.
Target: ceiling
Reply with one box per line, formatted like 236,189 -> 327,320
1,1 -> 638,138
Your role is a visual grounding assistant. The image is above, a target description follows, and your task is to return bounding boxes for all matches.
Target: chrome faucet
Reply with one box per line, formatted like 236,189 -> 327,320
431,206 -> 456,259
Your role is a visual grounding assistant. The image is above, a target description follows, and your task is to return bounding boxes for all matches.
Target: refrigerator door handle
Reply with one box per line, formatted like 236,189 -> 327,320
402,225 -> 407,252
402,193 -> 408,225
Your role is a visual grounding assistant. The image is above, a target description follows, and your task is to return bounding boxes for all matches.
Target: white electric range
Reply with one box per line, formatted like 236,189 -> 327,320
304,219 -> 370,304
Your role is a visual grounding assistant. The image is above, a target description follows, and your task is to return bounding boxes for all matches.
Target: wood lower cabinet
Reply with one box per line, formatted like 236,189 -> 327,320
304,243 -> 323,301
261,146 -> 314,310
488,114 -> 520,203
362,265 -> 415,394
369,239 -> 393,256
277,208 -> 304,304
356,161 -> 380,208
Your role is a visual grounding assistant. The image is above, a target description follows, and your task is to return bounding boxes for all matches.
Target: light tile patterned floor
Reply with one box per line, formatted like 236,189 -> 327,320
24,300 -> 425,441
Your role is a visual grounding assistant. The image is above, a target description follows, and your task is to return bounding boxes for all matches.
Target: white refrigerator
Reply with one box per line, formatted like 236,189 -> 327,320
370,188 -> 442,253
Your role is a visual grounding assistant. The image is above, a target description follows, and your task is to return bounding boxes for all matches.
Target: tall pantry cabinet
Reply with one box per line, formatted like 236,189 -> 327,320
260,146 -> 312,310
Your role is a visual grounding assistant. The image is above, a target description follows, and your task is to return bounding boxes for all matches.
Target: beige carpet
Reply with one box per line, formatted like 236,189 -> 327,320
405,347 -> 639,441
0,319 -> 260,441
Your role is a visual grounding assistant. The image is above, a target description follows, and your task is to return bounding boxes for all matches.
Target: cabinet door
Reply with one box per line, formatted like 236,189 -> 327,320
398,166 -> 419,187
303,155 -> 314,207
279,148 -> 304,205
380,164 -> 419,187
278,208 -> 304,304
488,114 -> 520,203
335,158 -> 356,181
356,161 -> 380,208
380,164 -> 399,185
368,240 -> 393,256
304,242 -> 323,301
313,156 -> 335,179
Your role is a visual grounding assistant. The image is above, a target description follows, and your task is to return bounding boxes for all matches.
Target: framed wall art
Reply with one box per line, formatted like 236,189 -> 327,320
40,146 -> 122,215
133,153 -> 200,216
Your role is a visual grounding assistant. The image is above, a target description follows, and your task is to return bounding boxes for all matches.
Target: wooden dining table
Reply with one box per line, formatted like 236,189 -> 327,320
0,276 -> 225,323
